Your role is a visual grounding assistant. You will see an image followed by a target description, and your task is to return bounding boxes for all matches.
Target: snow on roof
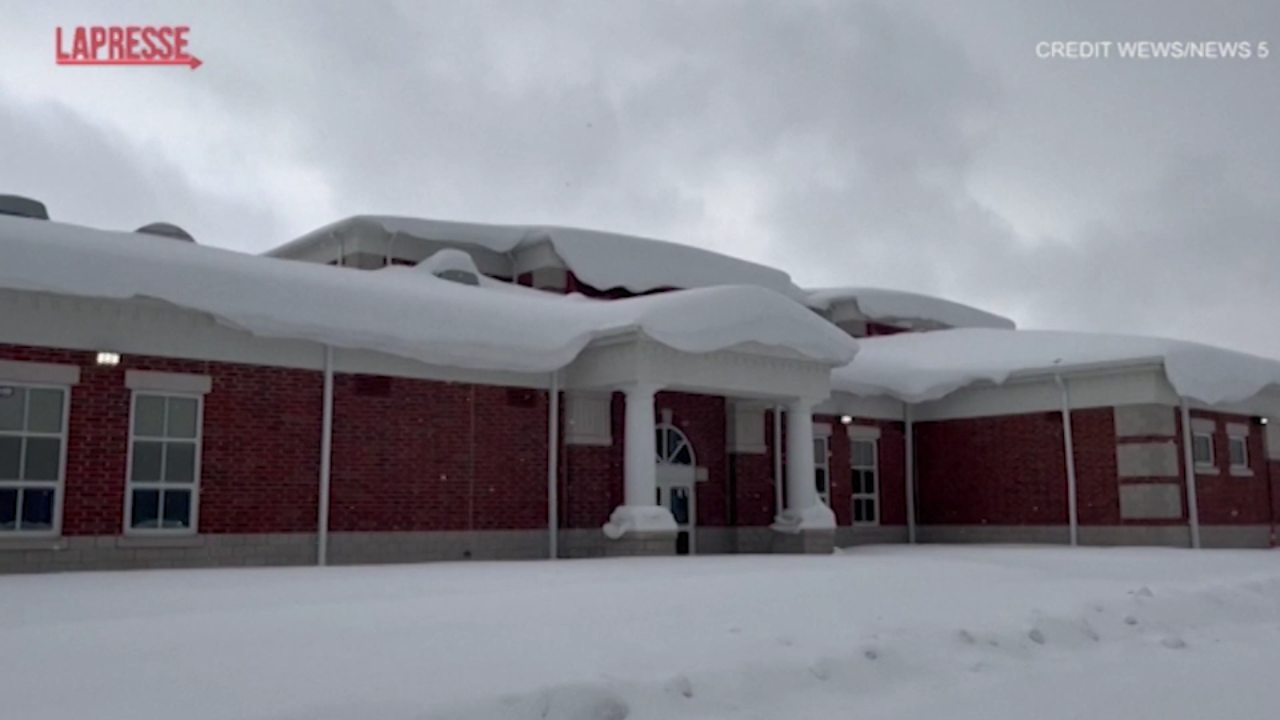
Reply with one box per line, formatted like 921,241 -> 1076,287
806,287 -> 1015,330
832,328 -> 1280,405
0,215 -> 856,374
273,215 -> 807,299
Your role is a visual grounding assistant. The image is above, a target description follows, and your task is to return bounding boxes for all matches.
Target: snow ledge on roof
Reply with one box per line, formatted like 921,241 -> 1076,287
0,215 -> 856,375
832,328 -> 1280,406
807,287 -> 1015,330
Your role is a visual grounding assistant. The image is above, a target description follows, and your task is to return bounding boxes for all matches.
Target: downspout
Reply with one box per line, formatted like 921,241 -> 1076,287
1054,374 -> 1079,546
547,372 -> 560,560
1179,400 -> 1202,549
904,404 -> 917,544
773,405 -> 784,517
317,345 -> 334,566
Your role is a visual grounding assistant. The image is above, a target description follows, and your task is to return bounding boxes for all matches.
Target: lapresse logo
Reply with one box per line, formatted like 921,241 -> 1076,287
55,25 -> 202,69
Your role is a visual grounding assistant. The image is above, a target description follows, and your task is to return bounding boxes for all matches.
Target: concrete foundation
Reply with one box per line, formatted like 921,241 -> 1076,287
603,531 -> 678,557
770,528 -> 836,554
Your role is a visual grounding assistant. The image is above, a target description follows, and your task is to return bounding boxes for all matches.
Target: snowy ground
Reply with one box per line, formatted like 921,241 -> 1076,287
3,546 -> 1279,720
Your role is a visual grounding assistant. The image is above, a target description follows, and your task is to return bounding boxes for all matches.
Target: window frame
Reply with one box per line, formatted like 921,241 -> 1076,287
813,435 -> 830,506
850,438 -> 879,526
1227,433 -> 1250,475
1191,431 -> 1215,473
0,382 -> 70,537
124,390 -> 204,535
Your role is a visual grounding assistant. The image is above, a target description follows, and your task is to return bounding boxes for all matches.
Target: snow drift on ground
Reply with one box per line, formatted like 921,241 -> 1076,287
288,215 -> 807,299
805,287 -> 1016,330
833,327 -> 1280,405
0,215 -> 855,373
3,547 -> 1279,720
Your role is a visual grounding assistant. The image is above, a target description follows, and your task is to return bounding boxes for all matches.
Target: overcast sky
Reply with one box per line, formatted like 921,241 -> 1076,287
1,0 -> 1277,356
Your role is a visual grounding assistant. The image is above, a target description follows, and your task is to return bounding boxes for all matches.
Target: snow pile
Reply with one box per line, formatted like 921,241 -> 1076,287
833,327 -> 1280,405
302,215 -> 807,298
2,547 -> 1278,720
806,286 -> 1016,330
0,215 -> 856,373
603,506 -> 680,539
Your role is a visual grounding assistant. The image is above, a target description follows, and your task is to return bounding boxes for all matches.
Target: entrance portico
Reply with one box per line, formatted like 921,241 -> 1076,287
565,334 -> 840,556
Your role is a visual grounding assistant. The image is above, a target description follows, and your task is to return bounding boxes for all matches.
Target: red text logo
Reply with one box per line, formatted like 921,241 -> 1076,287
55,25 -> 202,70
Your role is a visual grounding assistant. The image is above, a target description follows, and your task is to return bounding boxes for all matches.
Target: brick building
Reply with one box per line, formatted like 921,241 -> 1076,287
1,203 -> 1277,573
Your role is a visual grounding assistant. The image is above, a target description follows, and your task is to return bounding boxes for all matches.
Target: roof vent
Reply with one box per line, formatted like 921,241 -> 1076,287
415,248 -> 481,286
135,222 -> 196,242
0,195 -> 49,220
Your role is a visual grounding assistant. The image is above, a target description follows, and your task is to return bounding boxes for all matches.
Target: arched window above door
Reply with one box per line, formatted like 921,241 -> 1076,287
655,423 -> 694,466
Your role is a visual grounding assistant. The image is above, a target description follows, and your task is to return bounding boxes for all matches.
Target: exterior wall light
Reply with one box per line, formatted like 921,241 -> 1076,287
840,415 -> 853,425
95,352 -> 121,366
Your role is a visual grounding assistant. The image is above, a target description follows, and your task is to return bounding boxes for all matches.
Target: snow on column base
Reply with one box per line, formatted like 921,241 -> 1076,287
602,506 -> 679,540
770,503 -> 838,534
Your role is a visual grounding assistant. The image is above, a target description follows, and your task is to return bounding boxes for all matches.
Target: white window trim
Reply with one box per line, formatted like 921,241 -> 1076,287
1192,431 -> 1217,475
0,382 -> 70,538
850,438 -> 879,526
124,390 -> 204,535
814,435 -> 830,506
1227,433 -> 1252,477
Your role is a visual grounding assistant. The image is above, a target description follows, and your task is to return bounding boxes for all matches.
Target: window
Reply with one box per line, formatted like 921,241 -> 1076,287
850,439 -> 878,525
1192,432 -> 1214,470
1228,435 -> 1249,470
126,393 -> 201,532
0,384 -> 66,533
655,423 -> 694,465
813,436 -> 830,506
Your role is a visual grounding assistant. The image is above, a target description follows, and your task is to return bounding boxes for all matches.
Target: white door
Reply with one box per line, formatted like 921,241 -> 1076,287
655,423 -> 696,555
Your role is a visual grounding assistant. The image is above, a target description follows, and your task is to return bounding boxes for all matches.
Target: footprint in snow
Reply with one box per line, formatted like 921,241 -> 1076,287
1133,586 -> 1155,599
1162,637 -> 1187,649
663,675 -> 695,699
957,629 -> 976,645
1124,615 -> 1139,626
864,648 -> 880,661
1028,629 -> 1047,645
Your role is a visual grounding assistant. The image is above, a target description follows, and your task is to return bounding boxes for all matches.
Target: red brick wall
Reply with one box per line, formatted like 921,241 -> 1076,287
329,378 -> 549,532
915,411 -> 1071,526
0,344 -> 322,535
1187,410 -> 1273,525
816,416 -> 907,526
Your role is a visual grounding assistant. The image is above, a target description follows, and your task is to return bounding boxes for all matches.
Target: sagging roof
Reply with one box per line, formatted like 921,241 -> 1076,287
806,287 -> 1015,330
0,215 -> 857,373
268,215 -> 808,300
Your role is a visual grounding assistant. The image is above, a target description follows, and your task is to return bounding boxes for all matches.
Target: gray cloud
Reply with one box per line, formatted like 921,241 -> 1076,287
1,0 -> 1278,356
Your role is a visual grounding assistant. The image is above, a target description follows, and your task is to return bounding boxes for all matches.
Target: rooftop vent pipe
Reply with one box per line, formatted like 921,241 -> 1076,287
0,195 -> 49,220
135,222 -> 196,242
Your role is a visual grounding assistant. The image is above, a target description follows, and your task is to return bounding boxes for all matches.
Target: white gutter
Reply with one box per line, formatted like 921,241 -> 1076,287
547,371 -> 560,560
904,404 -> 917,544
773,405 -> 784,517
1054,373 -> 1079,546
1179,400 -> 1203,549
317,345 -> 335,565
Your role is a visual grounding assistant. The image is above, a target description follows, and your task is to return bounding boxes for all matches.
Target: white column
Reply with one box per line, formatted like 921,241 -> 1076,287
624,384 -> 658,506
786,398 -> 819,513
773,398 -> 836,532
604,384 -> 676,539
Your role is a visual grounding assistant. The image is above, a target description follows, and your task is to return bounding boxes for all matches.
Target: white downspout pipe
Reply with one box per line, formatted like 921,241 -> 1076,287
317,345 -> 334,566
547,372 -> 560,560
1054,374 -> 1079,546
773,405 -> 784,517
905,404 -> 917,544
1179,400 -> 1203,549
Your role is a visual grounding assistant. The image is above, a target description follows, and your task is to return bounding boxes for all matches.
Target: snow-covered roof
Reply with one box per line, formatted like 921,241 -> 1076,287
832,328 -> 1280,405
0,215 -> 856,374
806,287 -> 1015,330
270,216 -> 807,299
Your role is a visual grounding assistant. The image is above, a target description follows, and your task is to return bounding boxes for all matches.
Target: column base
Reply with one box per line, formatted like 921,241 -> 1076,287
604,531 -> 678,557
771,528 -> 836,555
